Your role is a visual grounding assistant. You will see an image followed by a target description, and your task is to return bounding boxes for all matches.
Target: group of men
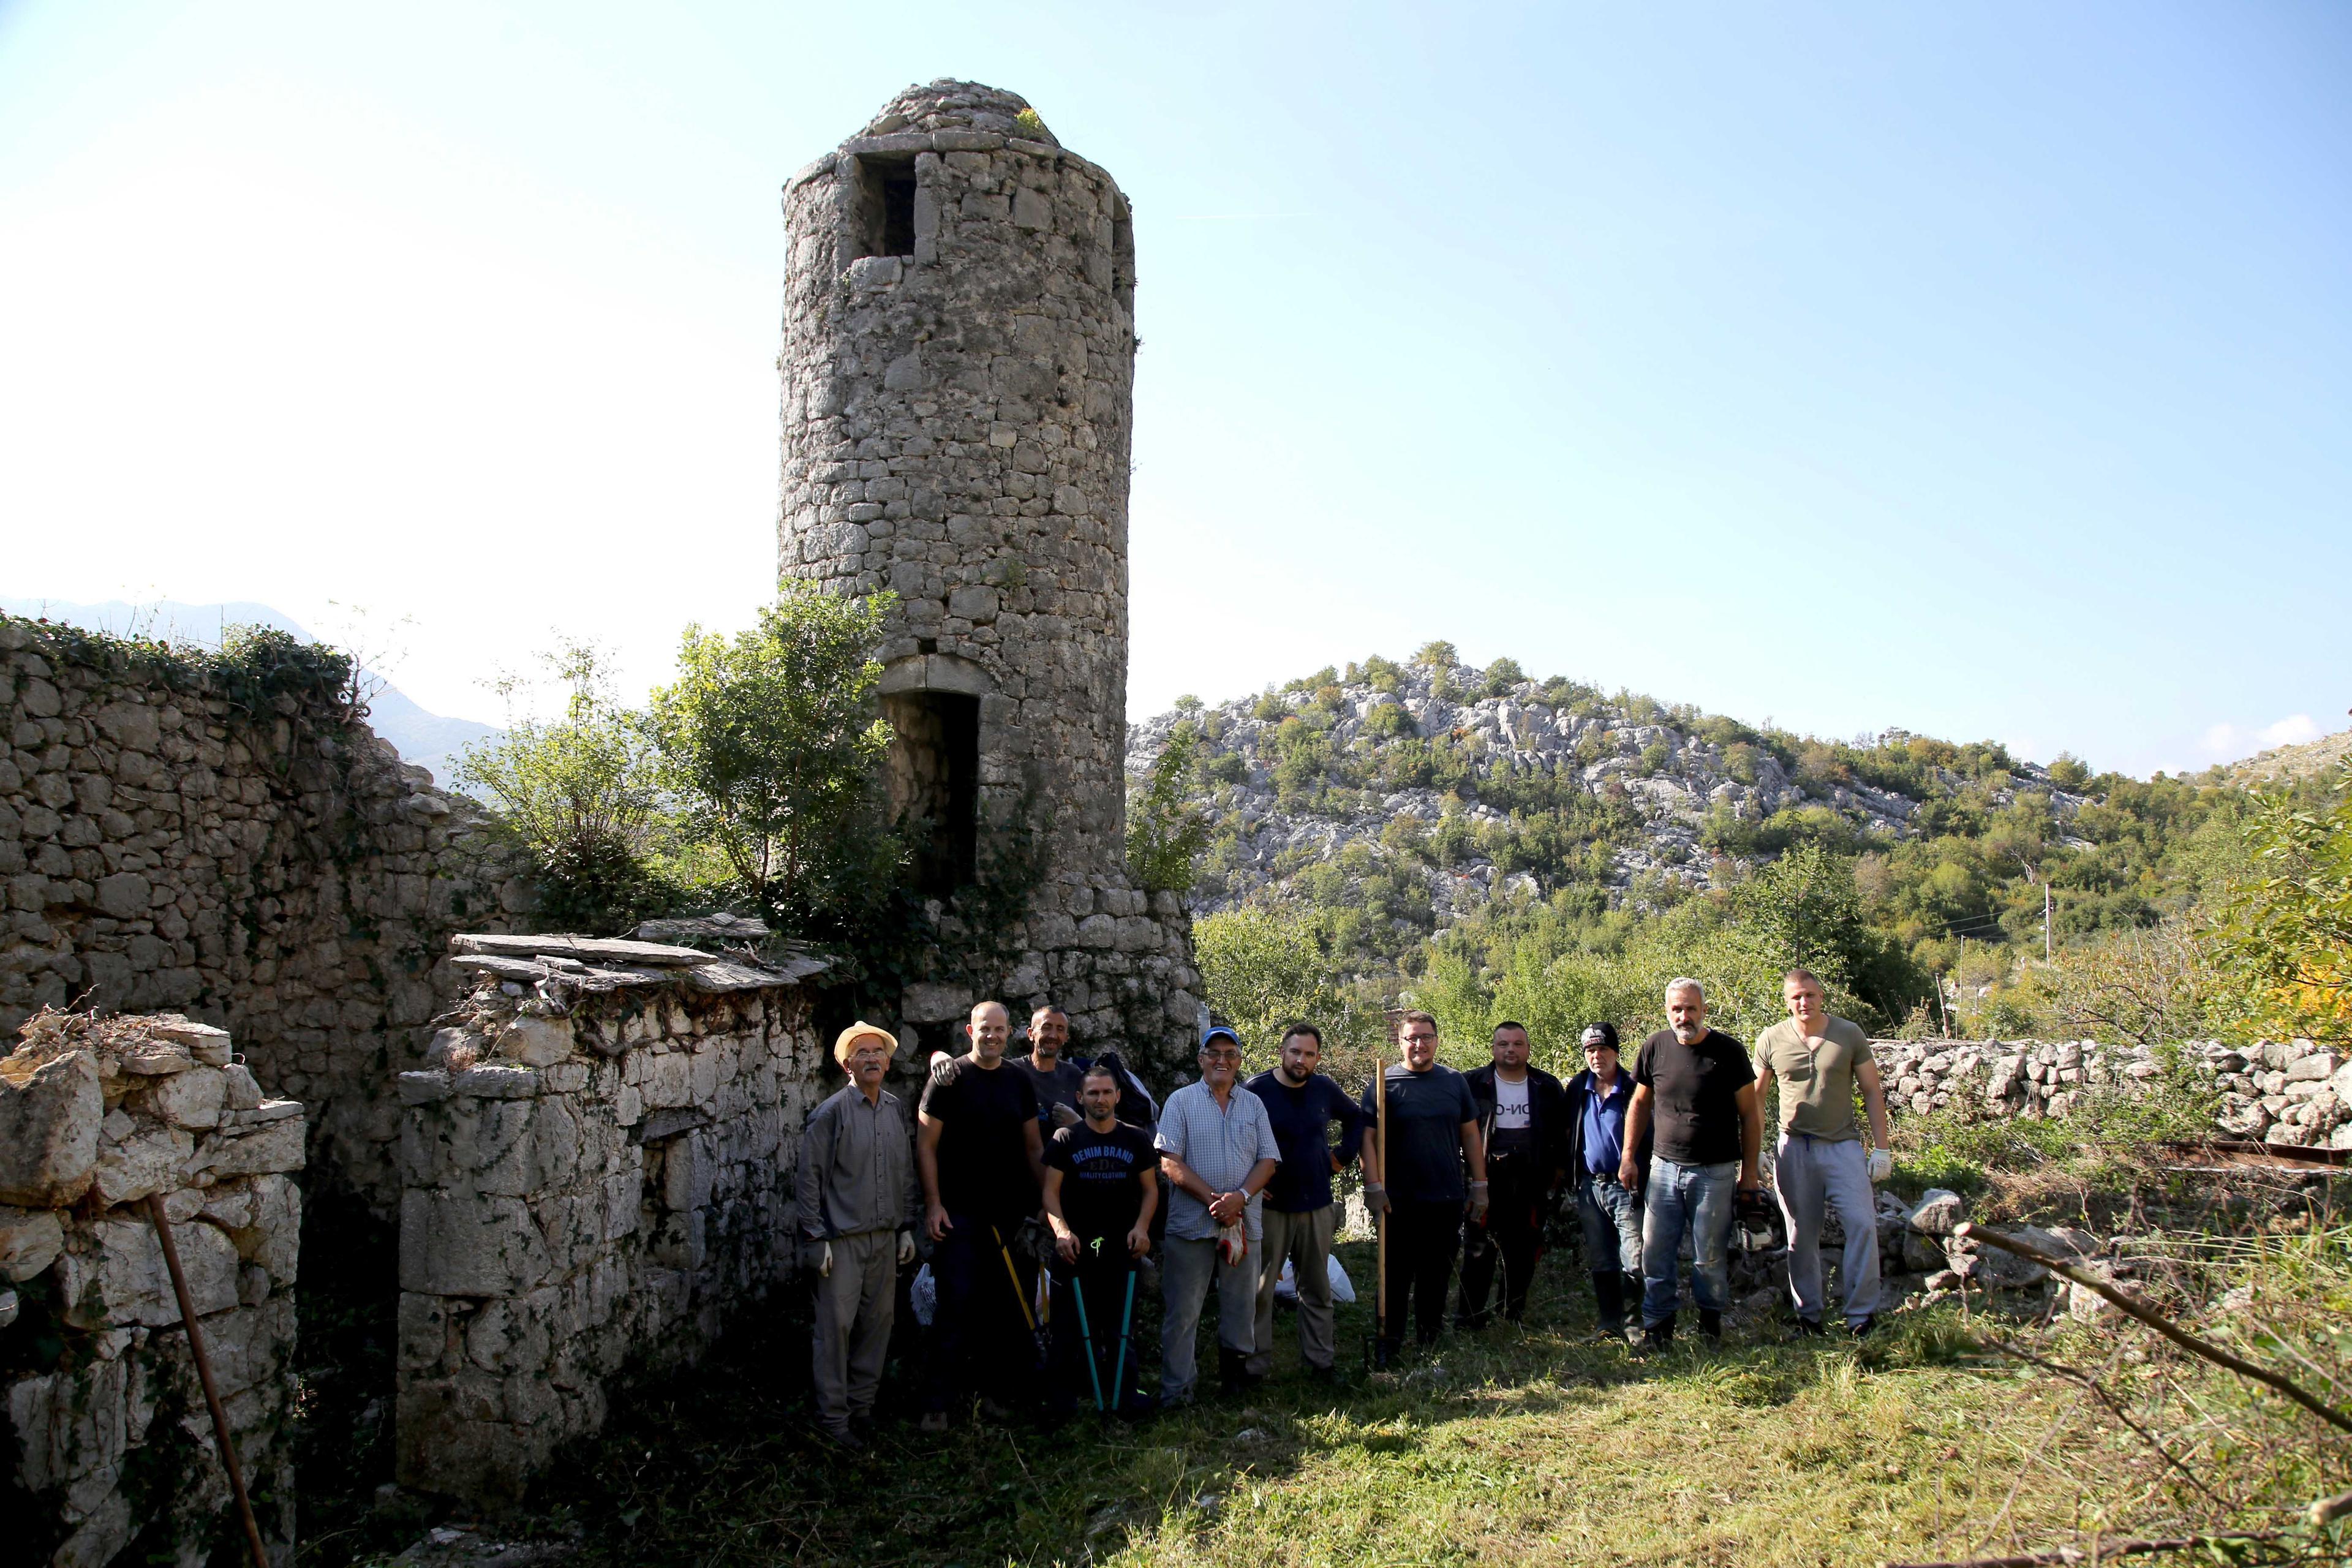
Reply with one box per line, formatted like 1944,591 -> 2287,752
791,968 -> 1894,1446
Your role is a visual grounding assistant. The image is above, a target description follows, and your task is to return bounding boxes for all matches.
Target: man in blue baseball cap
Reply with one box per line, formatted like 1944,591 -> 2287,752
1154,1025 -> 1281,1404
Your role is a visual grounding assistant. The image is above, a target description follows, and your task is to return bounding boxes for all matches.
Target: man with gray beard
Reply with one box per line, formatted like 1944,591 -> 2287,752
1619,979 -> 1761,1352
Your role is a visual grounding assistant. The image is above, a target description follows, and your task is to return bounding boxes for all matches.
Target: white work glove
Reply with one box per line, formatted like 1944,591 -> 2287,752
1363,1182 -> 1389,1216
1868,1148 -> 1893,1183
896,1231 -> 916,1267
818,1240 -> 835,1278
929,1051 -> 957,1086
1467,1180 -> 1491,1224
1050,1101 -> 1082,1129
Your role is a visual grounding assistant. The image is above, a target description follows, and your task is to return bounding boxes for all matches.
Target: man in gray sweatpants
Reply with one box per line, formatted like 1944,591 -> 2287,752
1752,970 -> 1893,1338
796,1021 -> 919,1448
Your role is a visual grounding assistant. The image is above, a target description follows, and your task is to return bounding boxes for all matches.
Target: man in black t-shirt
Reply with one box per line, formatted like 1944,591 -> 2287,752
1043,1065 -> 1159,1412
1618,979 -> 1762,1352
916,1000 -> 1048,1427
1011,1003 -> 1088,1135
1360,1011 -> 1488,1356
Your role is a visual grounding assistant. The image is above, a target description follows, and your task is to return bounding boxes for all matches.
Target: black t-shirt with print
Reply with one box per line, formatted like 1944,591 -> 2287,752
1632,1028 -> 1755,1167
1044,1120 -> 1155,1248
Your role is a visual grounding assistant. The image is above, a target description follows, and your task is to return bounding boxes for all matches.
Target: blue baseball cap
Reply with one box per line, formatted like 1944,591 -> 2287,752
1200,1025 -> 1242,1050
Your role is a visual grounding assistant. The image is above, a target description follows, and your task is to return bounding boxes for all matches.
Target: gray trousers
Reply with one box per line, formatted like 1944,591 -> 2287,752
1248,1205 -> 1337,1375
1161,1234 -> 1255,1403
1774,1131 -> 1881,1325
811,1229 -> 897,1433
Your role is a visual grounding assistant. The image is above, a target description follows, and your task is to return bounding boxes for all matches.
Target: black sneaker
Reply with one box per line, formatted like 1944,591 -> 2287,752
1698,1308 -> 1722,1344
1635,1322 -> 1673,1355
1790,1316 -> 1826,1338
1849,1316 -> 1875,1340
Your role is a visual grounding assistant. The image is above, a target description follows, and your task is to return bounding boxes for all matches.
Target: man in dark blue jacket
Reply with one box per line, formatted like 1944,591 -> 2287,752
1243,1023 -> 1365,1381
1565,1023 -> 1649,1340
1460,1022 -> 1570,1328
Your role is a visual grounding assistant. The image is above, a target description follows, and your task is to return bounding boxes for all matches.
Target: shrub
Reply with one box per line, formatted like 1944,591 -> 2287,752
456,639 -> 676,933
645,586 -> 898,930
1128,726 -> 1211,894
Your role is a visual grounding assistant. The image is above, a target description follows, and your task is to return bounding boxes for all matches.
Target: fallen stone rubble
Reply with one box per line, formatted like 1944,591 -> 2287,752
1,1007 -> 304,1568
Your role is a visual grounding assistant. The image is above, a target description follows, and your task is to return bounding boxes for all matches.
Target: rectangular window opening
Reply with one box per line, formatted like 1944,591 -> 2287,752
883,690 -> 979,895
854,155 -> 918,260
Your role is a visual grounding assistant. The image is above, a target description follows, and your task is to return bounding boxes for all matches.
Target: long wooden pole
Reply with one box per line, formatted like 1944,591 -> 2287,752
145,1194 -> 271,1568
1374,1044 -> 1388,1352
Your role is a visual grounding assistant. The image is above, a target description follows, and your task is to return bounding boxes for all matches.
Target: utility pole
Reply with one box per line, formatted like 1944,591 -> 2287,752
2043,878 -> 2054,962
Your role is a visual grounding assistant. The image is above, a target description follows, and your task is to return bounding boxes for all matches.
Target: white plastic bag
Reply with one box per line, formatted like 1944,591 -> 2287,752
1272,1256 -> 1357,1305
911,1262 -> 937,1326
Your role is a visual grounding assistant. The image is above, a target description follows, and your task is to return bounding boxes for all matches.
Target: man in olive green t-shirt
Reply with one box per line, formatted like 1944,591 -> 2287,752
1752,969 -> 1891,1335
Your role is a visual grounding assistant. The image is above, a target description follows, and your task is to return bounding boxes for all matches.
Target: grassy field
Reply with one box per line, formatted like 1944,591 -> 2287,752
377,1202 -> 2349,1568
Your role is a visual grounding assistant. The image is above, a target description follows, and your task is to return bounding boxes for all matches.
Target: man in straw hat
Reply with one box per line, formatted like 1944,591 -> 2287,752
796,1020 -> 919,1449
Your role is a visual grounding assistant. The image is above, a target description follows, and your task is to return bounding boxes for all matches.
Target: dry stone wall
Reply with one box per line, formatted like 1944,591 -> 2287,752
2,1010 -> 305,1568
394,933 -> 830,1506
777,81 -> 1199,1082
0,616 -> 530,1215
1869,1035 -> 2352,1150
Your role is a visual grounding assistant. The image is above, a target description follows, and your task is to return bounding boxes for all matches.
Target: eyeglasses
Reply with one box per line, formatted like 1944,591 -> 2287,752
1201,1049 -> 1241,1062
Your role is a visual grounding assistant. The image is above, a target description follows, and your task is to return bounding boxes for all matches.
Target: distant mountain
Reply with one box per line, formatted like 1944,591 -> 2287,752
1120,650 -> 2147,978
0,596 -> 498,787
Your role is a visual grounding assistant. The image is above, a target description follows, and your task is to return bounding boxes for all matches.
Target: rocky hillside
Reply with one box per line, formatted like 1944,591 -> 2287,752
1126,651 -> 2094,938
2228,725 -> 2352,785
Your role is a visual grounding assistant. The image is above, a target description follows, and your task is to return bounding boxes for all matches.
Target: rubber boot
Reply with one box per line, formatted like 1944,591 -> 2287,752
1637,1316 -> 1674,1355
1591,1272 -> 1624,1336
1698,1308 -> 1722,1344
1217,1347 -> 1254,1396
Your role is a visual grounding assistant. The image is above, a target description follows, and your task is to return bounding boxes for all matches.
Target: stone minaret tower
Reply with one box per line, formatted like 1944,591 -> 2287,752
777,80 -> 1199,1078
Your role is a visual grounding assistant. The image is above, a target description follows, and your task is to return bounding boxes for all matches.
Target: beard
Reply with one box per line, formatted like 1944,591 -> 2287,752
1672,1022 -> 1706,1044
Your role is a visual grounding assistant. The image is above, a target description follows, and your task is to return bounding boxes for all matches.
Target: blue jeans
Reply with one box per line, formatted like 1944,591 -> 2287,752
1640,1158 -> 1738,1327
1775,1132 -> 1882,1325
1577,1173 -> 1643,1275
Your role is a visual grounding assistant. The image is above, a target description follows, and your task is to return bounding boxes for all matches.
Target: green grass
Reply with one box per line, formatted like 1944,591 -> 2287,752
377,1224 -> 2350,1568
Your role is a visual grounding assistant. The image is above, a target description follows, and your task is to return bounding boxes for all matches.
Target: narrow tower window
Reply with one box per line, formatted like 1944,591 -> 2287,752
882,690 -> 978,894
854,156 -> 918,260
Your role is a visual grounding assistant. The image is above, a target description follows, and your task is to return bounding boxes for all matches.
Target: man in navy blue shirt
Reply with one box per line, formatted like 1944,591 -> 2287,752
1243,1023 -> 1365,1381
1564,1022 -> 1648,1340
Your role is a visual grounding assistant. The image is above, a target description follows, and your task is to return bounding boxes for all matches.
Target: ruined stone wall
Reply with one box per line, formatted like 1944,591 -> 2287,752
1868,1035 -> 2352,1150
777,81 -> 1200,1082
0,617 -> 530,1215
394,935 -> 829,1506
2,1011 -> 305,1568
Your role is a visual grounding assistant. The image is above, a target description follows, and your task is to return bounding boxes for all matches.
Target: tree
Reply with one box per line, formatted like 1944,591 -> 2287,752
455,640 -> 677,932
1128,723 -> 1211,893
644,586 -> 898,929
1412,640 -> 1459,669
1730,843 -> 1927,1028
1194,903 -> 1344,1061
2226,772 -> 2352,1041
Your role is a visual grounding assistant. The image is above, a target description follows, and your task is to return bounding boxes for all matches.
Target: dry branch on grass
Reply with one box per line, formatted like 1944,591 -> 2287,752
1955,1223 -> 2352,1436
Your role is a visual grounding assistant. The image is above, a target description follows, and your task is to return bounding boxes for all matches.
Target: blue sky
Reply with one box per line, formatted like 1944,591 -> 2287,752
2,1 -> 2345,775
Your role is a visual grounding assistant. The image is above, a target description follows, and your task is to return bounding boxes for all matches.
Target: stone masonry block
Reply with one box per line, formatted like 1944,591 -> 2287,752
0,1049 -> 102,1206
399,1190 -> 551,1298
